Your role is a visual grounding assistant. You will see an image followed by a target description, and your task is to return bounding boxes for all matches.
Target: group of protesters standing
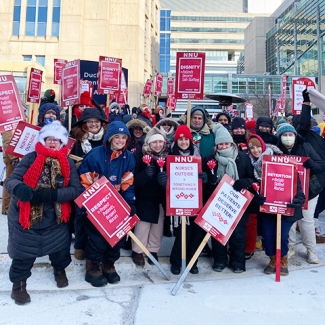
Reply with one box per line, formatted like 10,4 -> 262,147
3,88 -> 325,306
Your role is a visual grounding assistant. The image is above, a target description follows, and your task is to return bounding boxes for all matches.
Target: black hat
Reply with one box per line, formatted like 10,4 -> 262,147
257,116 -> 273,128
231,117 -> 247,130
73,107 -> 107,127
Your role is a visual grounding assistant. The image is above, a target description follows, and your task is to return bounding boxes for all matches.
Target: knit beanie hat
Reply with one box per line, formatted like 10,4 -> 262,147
144,128 -> 166,146
257,116 -> 273,128
276,123 -> 297,137
38,120 -> 69,147
79,91 -> 94,107
44,89 -> 55,102
247,134 -> 266,152
231,117 -> 247,130
246,119 -> 256,133
174,125 -> 193,142
213,123 -> 234,145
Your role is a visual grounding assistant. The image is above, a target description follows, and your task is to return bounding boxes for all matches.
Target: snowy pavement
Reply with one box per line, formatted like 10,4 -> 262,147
1,207 -> 325,325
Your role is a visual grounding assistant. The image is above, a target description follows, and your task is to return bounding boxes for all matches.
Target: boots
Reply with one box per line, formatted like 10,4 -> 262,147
11,281 -> 31,305
102,260 -> 120,284
264,256 -> 276,274
54,269 -> 69,288
85,259 -> 107,287
74,249 -> 85,260
280,256 -> 289,276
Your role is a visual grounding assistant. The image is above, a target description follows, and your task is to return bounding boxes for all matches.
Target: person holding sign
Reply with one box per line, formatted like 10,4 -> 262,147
276,123 -> 325,264
203,124 -> 255,273
5,121 -> 80,305
78,121 -> 136,287
131,128 -> 170,266
169,125 -> 208,275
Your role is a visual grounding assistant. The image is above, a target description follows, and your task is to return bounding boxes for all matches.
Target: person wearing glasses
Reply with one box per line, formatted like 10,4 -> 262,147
5,121 -> 80,305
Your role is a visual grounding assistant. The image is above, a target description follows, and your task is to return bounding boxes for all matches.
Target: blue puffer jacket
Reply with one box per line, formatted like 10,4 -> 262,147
78,121 -> 136,203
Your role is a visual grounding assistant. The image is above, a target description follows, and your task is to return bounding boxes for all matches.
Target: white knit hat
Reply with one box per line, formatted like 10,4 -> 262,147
38,120 -> 69,147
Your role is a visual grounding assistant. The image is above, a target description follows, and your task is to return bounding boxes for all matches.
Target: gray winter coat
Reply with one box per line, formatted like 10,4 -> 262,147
5,152 -> 81,260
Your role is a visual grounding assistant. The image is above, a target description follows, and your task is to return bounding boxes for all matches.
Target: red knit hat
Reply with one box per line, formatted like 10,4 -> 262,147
247,134 -> 266,152
78,91 -> 94,107
174,125 -> 193,142
246,119 -> 256,134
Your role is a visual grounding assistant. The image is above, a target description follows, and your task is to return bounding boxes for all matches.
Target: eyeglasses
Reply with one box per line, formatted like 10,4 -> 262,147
86,120 -> 101,125
45,138 -> 61,143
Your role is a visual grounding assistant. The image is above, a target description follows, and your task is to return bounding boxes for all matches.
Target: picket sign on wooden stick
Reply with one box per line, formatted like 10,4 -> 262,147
275,214 -> 282,282
181,216 -> 186,271
128,231 -> 170,281
171,232 -> 211,296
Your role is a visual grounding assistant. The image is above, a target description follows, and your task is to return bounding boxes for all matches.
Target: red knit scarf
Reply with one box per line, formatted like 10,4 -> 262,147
19,142 -> 71,229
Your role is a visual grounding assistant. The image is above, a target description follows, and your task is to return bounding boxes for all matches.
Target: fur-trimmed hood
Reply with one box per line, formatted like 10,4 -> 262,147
155,118 -> 179,137
126,119 -> 151,134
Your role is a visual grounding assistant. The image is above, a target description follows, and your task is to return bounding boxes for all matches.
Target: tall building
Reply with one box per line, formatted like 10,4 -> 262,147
0,0 -> 160,107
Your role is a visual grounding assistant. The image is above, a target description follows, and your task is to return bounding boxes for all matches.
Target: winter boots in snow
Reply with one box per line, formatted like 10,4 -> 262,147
85,259 -> 107,287
264,256 -> 289,275
102,260 -> 120,284
264,256 -> 276,274
11,281 -> 31,305
54,269 -> 69,288
280,256 -> 289,276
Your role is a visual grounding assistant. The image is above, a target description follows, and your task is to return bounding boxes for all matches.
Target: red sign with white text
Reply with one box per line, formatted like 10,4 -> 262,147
5,121 -> 76,158
0,75 -> 25,133
260,155 -> 297,216
61,60 -> 80,106
98,56 -> 122,94
54,59 -> 68,85
195,175 -> 253,245
75,176 -> 139,247
245,103 -> 254,120
27,68 -> 42,103
166,156 -> 202,216
175,52 -> 205,100
154,72 -> 163,96
291,77 -> 316,115
167,95 -> 176,111
142,79 -> 153,98
167,77 -> 174,98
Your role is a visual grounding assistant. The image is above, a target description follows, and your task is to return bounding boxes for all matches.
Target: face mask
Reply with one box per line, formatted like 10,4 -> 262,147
232,134 -> 245,144
281,135 -> 295,147
44,117 -> 54,125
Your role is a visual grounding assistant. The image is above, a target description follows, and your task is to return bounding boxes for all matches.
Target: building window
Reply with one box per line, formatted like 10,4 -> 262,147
26,0 -> 48,36
52,0 -> 60,36
23,55 -> 32,61
36,55 -> 45,66
13,0 -> 21,36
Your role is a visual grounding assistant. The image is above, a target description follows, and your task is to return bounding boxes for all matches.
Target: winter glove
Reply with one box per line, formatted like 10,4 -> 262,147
302,89 -> 310,103
13,184 -> 34,202
287,196 -> 305,209
209,174 -> 218,186
233,179 -> 249,192
157,171 -> 168,188
198,172 -> 208,184
254,194 -> 266,206
303,158 -> 316,169
145,164 -> 156,178
127,201 -> 137,216
30,189 -> 58,206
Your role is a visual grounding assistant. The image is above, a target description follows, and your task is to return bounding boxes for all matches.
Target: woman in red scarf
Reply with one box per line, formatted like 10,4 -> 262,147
5,121 -> 81,305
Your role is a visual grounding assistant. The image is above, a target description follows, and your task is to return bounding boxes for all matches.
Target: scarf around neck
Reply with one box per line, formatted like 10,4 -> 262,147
81,127 -> 104,154
249,146 -> 273,182
214,145 -> 239,181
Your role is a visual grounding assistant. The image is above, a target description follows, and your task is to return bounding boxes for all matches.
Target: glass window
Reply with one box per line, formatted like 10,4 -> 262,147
26,7 -> 36,22
52,7 -> 60,22
52,22 -> 59,36
53,0 -> 61,6
13,1 -> 21,36
36,55 -> 45,66
39,0 -> 48,6
52,0 -> 61,36
37,23 -> 46,36
27,0 -> 36,5
25,22 -> 35,36
23,55 -> 32,61
38,7 -> 47,22
15,0 -> 21,5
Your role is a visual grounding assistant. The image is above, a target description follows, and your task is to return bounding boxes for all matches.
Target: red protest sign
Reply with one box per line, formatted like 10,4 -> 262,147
98,56 -> 122,94
54,59 -> 68,85
260,155 -> 298,216
154,72 -> 163,96
75,176 -> 139,247
5,121 -> 76,158
27,68 -> 43,103
195,174 -> 253,245
167,77 -> 174,98
80,80 -> 94,97
166,156 -> 202,216
245,103 -> 254,120
0,75 -> 25,133
166,95 -> 176,111
142,79 -> 153,98
61,60 -> 80,106
291,77 -> 316,115
175,52 -> 205,100
279,75 -> 288,114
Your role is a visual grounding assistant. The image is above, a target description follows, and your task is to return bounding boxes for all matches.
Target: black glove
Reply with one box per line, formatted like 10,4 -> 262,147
145,164 -> 156,177
233,179 -> 249,192
287,196 -> 305,209
127,201 -> 136,216
13,184 -> 34,202
302,89 -> 310,103
198,172 -> 208,184
303,159 -> 316,169
30,189 -> 58,206
254,194 -> 266,206
157,171 -> 168,188
209,174 -> 218,186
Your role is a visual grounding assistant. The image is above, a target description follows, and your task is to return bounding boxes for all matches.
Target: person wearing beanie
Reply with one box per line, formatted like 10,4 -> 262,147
44,89 -> 56,102
5,120 -> 80,305
202,123 -> 255,273
169,124 -> 208,275
37,102 -> 61,127
256,116 -> 278,145
246,119 -> 256,134
231,117 -> 251,153
155,118 -> 179,142
78,121 -> 136,287
178,106 -> 215,158
134,104 -> 153,127
131,127 -> 171,267
276,120 -> 325,265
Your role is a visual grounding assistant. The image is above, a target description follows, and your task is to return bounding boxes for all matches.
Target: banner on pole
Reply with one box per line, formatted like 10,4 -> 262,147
54,59 -> 68,85
27,68 -> 42,103
61,60 -> 80,106
142,79 -> 153,98
291,77 -> 316,115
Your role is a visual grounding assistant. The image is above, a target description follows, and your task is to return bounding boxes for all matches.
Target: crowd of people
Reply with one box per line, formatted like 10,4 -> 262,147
3,88 -> 325,305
